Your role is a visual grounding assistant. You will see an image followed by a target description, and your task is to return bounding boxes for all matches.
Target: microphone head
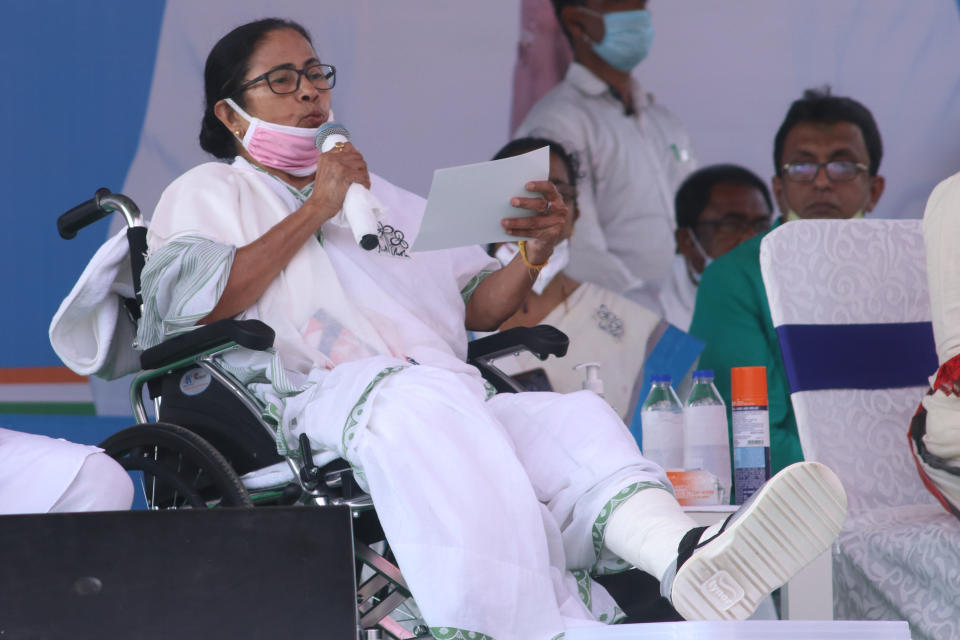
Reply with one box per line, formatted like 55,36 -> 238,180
315,122 -> 351,150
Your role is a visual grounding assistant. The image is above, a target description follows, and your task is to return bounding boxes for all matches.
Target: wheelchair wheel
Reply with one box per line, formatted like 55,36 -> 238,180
101,422 -> 253,508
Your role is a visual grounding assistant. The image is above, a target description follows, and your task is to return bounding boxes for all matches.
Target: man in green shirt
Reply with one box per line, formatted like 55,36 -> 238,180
689,88 -> 887,480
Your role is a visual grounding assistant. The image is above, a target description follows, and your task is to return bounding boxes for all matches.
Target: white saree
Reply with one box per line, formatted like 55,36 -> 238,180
140,158 -> 675,639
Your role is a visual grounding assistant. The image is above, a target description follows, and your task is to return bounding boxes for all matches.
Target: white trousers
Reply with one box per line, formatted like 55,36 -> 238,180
295,364 -> 682,640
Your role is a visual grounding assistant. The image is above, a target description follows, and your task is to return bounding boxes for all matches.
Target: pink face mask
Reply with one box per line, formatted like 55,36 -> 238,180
225,98 -> 329,177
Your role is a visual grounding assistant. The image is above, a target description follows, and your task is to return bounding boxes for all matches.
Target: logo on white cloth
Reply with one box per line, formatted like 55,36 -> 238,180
595,304 -> 625,341
377,222 -> 409,257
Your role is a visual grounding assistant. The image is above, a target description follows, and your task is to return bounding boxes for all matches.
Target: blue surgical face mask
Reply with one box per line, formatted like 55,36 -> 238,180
582,9 -> 654,72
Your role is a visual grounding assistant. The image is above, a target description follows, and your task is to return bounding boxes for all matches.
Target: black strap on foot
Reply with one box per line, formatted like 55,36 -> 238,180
676,526 -> 708,571
676,511 -> 739,571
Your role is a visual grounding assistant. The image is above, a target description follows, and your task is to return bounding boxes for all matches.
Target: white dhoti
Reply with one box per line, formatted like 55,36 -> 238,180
289,362 -> 671,639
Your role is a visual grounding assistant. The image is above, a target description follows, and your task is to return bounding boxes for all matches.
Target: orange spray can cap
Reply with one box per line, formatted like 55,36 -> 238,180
731,366 -> 768,406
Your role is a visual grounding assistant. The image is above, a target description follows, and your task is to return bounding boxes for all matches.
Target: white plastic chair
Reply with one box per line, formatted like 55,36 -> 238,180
760,219 -> 960,640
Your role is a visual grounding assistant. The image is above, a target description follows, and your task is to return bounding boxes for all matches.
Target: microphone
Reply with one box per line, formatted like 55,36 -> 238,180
314,122 -> 380,251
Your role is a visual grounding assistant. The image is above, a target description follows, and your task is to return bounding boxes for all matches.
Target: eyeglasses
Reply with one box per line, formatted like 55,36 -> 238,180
697,216 -> 772,236
781,160 -> 868,183
234,62 -> 336,96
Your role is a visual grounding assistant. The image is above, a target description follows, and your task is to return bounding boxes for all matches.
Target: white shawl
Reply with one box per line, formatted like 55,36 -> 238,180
48,230 -> 139,379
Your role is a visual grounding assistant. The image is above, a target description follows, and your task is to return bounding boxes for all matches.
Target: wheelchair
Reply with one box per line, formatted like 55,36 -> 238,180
56,189 -> 572,640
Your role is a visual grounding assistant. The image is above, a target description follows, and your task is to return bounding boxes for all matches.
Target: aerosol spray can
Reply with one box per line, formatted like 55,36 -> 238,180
731,366 -> 771,504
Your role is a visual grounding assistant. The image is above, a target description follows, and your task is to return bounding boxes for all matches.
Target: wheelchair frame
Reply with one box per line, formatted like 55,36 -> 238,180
58,188 -> 569,640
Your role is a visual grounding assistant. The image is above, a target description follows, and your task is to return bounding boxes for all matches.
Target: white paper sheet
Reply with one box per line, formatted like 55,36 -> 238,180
412,146 -> 549,252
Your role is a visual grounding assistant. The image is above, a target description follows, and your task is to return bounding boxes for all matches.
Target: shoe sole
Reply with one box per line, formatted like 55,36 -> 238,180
671,461 -> 847,621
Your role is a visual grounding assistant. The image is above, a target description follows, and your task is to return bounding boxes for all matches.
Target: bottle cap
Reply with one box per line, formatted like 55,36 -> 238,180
731,366 -> 767,406
650,374 -> 672,384
692,369 -> 714,379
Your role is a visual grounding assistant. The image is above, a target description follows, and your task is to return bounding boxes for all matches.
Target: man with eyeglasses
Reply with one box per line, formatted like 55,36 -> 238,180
656,164 -> 773,330
690,88 -> 886,483
515,0 -> 697,298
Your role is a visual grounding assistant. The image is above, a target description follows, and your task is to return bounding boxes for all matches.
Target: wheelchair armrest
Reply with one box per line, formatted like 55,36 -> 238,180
468,325 -> 570,395
467,324 -> 569,363
140,318 -> 276,370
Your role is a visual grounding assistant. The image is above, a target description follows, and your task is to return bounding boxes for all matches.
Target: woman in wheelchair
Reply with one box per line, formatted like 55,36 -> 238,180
136,17 -> 848,639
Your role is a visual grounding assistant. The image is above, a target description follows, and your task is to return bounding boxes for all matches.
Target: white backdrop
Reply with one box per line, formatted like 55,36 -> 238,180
122,0 -> 520,214
637,0 -> 960,220
125,0 -> 960,221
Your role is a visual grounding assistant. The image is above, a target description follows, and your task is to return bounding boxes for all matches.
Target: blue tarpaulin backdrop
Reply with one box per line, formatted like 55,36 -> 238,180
0,1 -> 165,367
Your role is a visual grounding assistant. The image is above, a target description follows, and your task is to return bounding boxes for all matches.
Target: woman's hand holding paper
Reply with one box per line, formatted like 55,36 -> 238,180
504,180 -> 568,265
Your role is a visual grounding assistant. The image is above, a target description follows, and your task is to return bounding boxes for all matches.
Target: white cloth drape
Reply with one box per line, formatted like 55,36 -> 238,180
0,428 -> 124,514
48,230 -> 140,380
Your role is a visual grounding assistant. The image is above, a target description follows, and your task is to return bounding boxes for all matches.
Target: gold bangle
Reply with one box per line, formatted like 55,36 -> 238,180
517,241 -> 549,270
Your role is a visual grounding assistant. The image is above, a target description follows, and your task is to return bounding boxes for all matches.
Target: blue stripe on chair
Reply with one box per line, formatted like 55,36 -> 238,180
776,322 -> 938,393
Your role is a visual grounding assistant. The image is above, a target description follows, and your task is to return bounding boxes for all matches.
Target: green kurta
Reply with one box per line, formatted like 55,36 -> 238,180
688,221 -> 804,479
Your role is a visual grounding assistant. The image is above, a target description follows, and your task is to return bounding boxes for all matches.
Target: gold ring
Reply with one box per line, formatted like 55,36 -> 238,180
332,141 -> 346,152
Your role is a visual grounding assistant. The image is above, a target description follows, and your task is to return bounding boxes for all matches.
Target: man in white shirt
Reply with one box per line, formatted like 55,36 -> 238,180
658,164 -> 773,330
516,0 -> 696,295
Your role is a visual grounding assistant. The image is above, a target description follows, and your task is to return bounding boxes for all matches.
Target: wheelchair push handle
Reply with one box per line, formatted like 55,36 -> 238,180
58,188 -> 142,239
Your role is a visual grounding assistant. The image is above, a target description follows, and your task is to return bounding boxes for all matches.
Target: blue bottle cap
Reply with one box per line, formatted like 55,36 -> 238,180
692,369 -> 714,379
650,374 -> 672,383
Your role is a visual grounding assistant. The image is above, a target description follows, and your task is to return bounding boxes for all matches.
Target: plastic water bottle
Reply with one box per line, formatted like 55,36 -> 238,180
641,374 -> 684,469
683,370 -> 732,505
731,366 -> 771,504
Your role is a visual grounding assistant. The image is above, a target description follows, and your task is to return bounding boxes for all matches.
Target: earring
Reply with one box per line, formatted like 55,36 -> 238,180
234,130 -> 243,140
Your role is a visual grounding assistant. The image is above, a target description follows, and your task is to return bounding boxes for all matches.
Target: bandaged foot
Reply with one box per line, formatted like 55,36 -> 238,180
661,462 -> 847,620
